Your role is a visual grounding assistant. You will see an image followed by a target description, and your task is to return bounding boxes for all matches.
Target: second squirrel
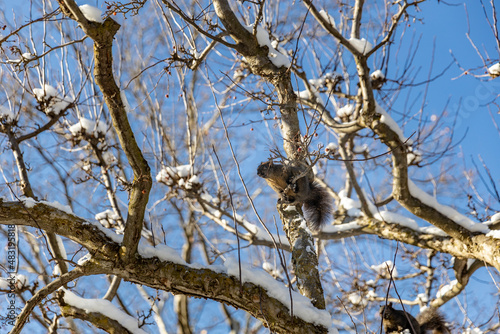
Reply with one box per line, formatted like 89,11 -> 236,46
380,303 -> 450,334
257,161 -> 332,230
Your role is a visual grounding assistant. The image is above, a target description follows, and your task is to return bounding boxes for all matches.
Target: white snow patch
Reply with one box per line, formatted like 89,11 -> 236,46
376,102 -> 407,143
488,212 -> 500,224
486,230 -> 500,239
338,189 -> 361,216
262,261 -> 273,272
417,293 -> 428,303
488,63 -> 500,77
60,289 -> 148,334
185,175 -> 200,189
223,257 -> 332,328
45,200 -> 73,214
0,105 -> 15,123
319,9 -> 336,28
0,277 -> 9,290
309,72 -> 342,89
0,274 -> 27,290
102,151 -> 116,164
436,280 -> 457,298
336,104 -> 355,118
33,84 -> 57,100
20,197 -> 72,214
49,235 -> 67,276
296,87 -> 324,105
120,91 -> 132,113
419,226 -> 448,236
348,292 -> 364,306
79,5 -> 104,23
321,222 -> 360,234
408,180 -> 489,233
370,69 -> 385,80
33,84 -> 71,116
95,210 -> 121,228
245,25 -> 291,68
371,260 -> 398,278
348,38 -> 373,55
156,165 -> 197,186
138,242 -> 186,264
77,253 -> 92,266
69,118 -> 107,138
325,142 -> 337,153
239,217 -> 289,246
373,211 -> 419,230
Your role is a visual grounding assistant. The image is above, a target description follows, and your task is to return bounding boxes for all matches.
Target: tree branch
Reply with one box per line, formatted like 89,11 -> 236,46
58,0 -> 152,260
10,263 -> 101,334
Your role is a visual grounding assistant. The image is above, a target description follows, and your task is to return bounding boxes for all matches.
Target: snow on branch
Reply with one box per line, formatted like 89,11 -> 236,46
21,197 -> 73,215
0,105 -> 16,124
335,189 -> 450,236
371,260 -> 398,278
33,84 -> 72,116
69,118 -> 107,138
336,104 -> 355,119
59,289 -> 148,334
487,63 -> 500,78
78,5 -> 104,23
318,9 -> 336,28
156,164 -> 200,189
348,37 -> 373,55
222,258 -> 333,328
244,24 -> 291,68
375,102 -> 408,144
408,180 -> 489,233
0,274 -> 27,290
84,218 -> 331,329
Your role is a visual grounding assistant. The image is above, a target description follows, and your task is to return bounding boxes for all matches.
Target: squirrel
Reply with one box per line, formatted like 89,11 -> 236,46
256,161 -> 332,230
380,303 -> 451,334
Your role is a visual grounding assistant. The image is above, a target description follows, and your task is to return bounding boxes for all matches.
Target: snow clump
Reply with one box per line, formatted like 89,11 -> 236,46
79,5 -> 104,23
244,24 -> 291,68
33,84 -> 72,116
0,106 -> 16,123
156,165 -> 200,189
488,63 -> 500,78
69,118 -> 107,138
348,38 -> 373,55
336,104 -> 355,118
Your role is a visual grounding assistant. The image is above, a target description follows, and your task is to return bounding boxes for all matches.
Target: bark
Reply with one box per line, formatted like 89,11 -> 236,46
212,0 -> 326,310
57,0 -> 152,261
0,201 -> 330,334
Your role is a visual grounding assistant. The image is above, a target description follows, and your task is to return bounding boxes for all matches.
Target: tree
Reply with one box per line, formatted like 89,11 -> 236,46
0,0 -> 499,333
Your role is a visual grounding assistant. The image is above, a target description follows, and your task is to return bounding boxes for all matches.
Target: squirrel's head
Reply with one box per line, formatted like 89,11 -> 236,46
379,303 -> 394,318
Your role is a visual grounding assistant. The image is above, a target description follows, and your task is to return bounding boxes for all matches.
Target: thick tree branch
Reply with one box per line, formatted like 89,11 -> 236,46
212,0 -> 326,308
318,215 -> 500,271
57,290 -> 137,334
279,203 -> 326,309
0,202 -> 331,333
57,0 -> 152,260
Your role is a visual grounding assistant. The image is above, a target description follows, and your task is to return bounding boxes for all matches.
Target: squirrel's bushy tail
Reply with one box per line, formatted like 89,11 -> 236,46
303,181 -> 333,230
417,308 -> 450,334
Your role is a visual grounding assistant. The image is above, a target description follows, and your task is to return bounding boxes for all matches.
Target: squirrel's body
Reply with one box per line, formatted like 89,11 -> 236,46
257,161 -> 332,230
380,303 -> 450,334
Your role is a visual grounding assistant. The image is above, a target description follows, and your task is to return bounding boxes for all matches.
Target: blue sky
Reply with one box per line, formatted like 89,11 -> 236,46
1,0 -> 499,332
415,2 -> 500,180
